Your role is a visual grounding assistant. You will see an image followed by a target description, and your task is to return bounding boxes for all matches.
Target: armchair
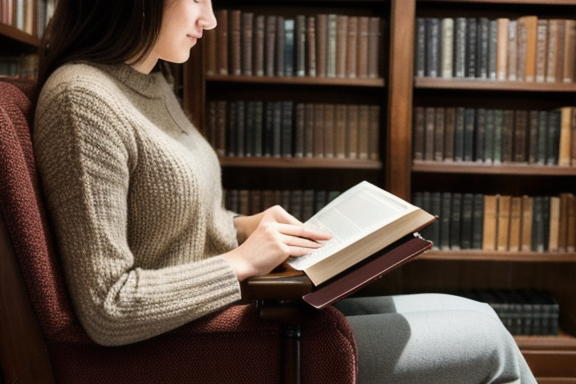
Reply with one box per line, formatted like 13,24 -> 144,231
0,78 -> 358,384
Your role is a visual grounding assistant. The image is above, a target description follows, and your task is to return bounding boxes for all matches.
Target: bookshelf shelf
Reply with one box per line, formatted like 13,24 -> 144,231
516,332 -> 576,351
219,157 -> 383,169
415,78 -> 576,92
420,250 -> 576,262
0,23 -> 39,47
412,161 -> 576,175
207,74 -> 386,87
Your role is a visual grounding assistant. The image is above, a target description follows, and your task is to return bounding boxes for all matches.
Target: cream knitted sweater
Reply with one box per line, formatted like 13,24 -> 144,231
34,63 -> 242,346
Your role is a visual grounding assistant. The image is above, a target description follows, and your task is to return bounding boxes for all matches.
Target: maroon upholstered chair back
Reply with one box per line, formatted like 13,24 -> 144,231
0,78 -> 81,343
0,78 -> 358,384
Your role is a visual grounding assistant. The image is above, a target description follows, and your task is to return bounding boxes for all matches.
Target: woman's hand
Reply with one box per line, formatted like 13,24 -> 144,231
223,206 -> 332,281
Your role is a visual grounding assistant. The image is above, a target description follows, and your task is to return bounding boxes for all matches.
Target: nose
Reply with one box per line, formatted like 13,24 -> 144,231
199,1 -> 217,30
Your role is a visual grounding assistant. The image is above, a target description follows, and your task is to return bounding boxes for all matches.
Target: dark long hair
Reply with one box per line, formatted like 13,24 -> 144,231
36,0 -> 167,95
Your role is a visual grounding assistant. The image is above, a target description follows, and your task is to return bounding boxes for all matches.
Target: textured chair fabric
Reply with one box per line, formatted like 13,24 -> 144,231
0,78 -> 358,384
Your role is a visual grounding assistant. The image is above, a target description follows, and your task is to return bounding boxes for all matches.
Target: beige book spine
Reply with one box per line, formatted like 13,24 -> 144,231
508,197 -> 522,252
482,195 -> 498,251
496,195 -> 511,251
548,196 -> 561,251
496,18 -> 509,81
520,196 -> 533,252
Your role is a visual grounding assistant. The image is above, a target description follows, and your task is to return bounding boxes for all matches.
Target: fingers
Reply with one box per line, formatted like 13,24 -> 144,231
274,222 -> 332,242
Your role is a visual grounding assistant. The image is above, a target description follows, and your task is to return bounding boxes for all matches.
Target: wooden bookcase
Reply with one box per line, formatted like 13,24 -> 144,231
181,0 -> 576,381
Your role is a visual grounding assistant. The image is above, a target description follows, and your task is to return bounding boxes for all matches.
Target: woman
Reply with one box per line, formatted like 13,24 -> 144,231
34,0 -> 537,383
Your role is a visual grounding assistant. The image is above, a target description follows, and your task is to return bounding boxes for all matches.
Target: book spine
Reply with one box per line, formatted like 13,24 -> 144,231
535,19 -> 548,83
484,109 -> 495,164
304,104 -> 315,158
472,193 -> 484,249
440,192 -> 452,250
507,20 -> 517,81
496,18 -> 509,81
424,107 -> 435,161
415,18 -> 426,78
347,104 -> 359,159
241,13 -> 254,76
324,104 -> 335,158
314,104 -> 325,157
230,10 -> 242,76
369,105 -> 380,161
254,15 -> 265,76
454,18 -> 467,79
265,15 -> 277,77
413,106 -> 425,161
461,193 -> 474,249
434,107 -> 445,162
426,18 -> 440,78
316,14 -> 327,78
465,18 -> 477,78
441,18 -> 454,78
483,195 -> 498,251
346,17 -> 358,78
476,17 -> 489,79
367,17 -> 381,79
444,107 -> 455,161
335,15 -> 349,78
453,107 -> 465,162
563,20 -> 576,83
545,19 -> 558,83
358,105 -> 370,160
326,14 -> 337,78
463,108 -> 475,162
306,16 -> 317,77
357,16 -> 370,78
488,19 -> 498,80
295,15 -> 307,77
513,110 -> 528,163
284,18 -> 295,77
275,16 -> 285,77
474,108 -> 486,162
450,193 -> 462,250
335,104 -> 347,159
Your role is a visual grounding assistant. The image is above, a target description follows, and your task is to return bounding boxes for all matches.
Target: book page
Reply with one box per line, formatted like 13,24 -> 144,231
288,181 -> 417,270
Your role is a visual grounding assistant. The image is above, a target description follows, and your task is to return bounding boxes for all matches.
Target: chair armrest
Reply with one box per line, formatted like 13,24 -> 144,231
241,266 -> 314,325
241,268 -> 313,302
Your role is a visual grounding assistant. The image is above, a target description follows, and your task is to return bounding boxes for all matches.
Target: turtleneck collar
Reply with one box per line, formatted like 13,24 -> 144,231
89,63 -> 165,99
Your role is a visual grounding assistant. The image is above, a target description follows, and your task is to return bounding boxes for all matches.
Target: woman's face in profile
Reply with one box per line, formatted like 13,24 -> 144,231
152,0 -> 218,65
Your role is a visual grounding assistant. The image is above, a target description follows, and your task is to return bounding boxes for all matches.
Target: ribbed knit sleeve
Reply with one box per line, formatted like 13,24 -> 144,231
33,64 -> 242,346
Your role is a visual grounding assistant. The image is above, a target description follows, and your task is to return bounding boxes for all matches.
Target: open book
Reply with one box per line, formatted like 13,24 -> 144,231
287,181 -> 436,286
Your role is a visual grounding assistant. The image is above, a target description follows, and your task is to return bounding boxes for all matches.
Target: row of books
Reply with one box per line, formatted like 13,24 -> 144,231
453,289 -> 559,336
414,192 -> 576,253
413,106 -> 576,166
0,54 -> 37,78
1,0 -> 54,38
205,10 -> 383,79
224,188 -> 342,222
415,16 -> 576,83
206,100 -> 380,160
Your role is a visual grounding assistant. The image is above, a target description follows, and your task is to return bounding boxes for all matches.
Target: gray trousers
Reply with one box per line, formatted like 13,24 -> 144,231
334,294 -> 537,384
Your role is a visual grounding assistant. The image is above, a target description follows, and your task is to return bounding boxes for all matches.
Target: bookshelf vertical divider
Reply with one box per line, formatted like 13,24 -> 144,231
387,0 -> 416,200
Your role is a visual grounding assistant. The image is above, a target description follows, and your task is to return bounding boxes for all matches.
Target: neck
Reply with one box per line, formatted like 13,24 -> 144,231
128,55 -> 158,74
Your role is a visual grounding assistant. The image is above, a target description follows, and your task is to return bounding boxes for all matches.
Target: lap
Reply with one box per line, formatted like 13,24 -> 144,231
334,294 -> 527,384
